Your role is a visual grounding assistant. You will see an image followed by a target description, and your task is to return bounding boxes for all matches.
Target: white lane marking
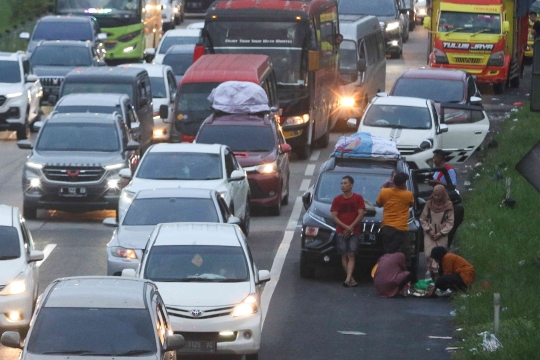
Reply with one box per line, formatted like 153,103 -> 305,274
299,179 -> 311,191
305,164 -> 316,177
310,150 -> 321,161
36,244 -> 57,268
261,196 -> 303,328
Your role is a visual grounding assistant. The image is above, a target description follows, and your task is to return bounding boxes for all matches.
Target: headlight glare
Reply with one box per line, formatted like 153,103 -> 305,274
27,162 -> 44,170
121,190 -> 136,204
232,295 -> 258,317
283,114 -> 310,126
0,273 -> 27,295
340,97 -> 356,107
256,161 -> 277,174
30,178 -> 41,188
6,92 -> 23,99
386,21 -> 400,31
110,246 -> 138,259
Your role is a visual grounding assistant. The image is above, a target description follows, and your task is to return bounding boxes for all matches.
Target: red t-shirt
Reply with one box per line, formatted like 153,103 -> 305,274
330,193 -> 366,234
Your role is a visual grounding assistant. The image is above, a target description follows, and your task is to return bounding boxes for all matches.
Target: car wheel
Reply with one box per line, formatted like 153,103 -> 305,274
316,126 -> 330,149
409,20 -> 415,31
241,200 -> 250,236
300,251 -> 315,279
17,107 -> 30,140
270,189 -> 281,216
174,13 -> 181,25
23,204 -> 37,220
510,75 -> 520,88
390,50 -> 401,59
246,353 -> 259,360
281,177 -> 289,205
296,144 -> 312,160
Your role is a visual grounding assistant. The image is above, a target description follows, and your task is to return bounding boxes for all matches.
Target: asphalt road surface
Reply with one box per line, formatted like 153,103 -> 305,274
0,18 -> 532,359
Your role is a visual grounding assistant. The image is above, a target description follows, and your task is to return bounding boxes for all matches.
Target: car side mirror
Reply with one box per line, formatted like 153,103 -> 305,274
17,140 -> 33,150
258,269 -> 271,284
423,16 -> 431,29
399,8 -> 409,14
159,104 -> 169,120
227,216 -> 241,225
503,20 -> 509,33
119,168 -> 132,179
19,32 -> 30,40
97,33 -> 108,41
48,94 -> 57,105
34,121 -> 45,131
139,97 -> 148,107
357,58 -> 367,73
130,122 -> 140,131
1,332 -> 21,349
121,269 -> 137,277
26,74 -> 38,82
103,217 -> 119,227
144,48 -> 156,63
347,118 -> 359,129
29,250 -> 44,263
281,143 -> 291,153
125,140 -> 139,151
438,123 -> 449,133
301,191 -> 312,210
308,50 -> 320,71
229,170 -> 245,182
163,334 -> 185,352
469,96 -> 482,105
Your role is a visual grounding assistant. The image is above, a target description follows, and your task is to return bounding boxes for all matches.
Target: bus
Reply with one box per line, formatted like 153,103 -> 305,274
199,0 -> 341,159
53,0 -> 162,63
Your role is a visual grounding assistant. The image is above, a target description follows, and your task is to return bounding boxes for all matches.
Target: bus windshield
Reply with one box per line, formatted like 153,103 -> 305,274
206,21 -> 307,86
56,0 -> 141,21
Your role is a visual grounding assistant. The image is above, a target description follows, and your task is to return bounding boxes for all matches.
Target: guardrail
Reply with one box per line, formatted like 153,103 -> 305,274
0,18 -> 39,52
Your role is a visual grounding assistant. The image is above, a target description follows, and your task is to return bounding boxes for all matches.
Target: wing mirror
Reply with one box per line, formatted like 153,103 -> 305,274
423,16 -> 431,29
97,33 -> 108,41
144,48 -> 156,63
227,216 -> 241,225
258,269 -> 271,284
19,32 -> 30,40
347,118 -> 359,129
229,169 -> 245,182
438,123 -> 449,133
29,250 -> 44,263
0,332 -> 21,349
103,217 -> 119,227
119,168 -> 132,180
121,269 -> 137,277
357,58 -> 367,73
163,334 -> 185,352
301,191 -> 312,210
17,140 -> 33,150
503,20 -> 509,33
469,96 -> 482,105
281,143 -> 292,153
125,140 -> 140,151
130,122 -> 140,130
26,74 -> 38,83
159,104 -> 169,121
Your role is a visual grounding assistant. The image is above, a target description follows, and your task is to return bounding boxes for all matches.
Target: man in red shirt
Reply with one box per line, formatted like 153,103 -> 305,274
331,175 -> 366,287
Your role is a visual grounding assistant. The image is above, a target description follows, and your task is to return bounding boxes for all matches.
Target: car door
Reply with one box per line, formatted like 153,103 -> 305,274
22,58 -> 40,118
125,99 -> 141,142
166,70 -> 177,123
275,124 -> 290,194
224,149 -> 247,219
410,167 -> 458,217
439,103 -> 489,163
20,219 -> 38,301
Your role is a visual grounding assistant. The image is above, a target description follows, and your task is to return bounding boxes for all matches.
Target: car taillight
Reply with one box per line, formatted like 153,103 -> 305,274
193,44 -> 205,62
181,133 -> 196,143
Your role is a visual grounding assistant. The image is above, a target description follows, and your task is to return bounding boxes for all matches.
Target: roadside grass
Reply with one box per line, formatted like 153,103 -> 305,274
451,104 -> 540,359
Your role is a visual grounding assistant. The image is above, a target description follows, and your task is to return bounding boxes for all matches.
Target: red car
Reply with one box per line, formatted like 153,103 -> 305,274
195,113 -> 291,215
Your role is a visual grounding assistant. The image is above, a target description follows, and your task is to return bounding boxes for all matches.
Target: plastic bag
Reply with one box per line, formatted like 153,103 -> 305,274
414,279 -> 434,290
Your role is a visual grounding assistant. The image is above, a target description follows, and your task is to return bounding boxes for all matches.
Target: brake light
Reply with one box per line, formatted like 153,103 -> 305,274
181,133 -> 196,143
193,44 -> 205,62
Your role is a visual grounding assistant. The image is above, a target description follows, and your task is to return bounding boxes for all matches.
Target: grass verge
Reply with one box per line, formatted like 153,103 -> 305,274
451,104 -> 540,359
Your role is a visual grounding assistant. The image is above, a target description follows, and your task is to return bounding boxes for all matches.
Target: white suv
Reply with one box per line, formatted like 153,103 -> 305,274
119,143 -> 250,234
0,205 -> 43,333
0,52 -> 42,140
127,222 -> 270,359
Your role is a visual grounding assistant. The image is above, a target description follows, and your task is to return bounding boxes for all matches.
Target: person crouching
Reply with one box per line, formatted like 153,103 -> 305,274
373,241 -> 414,298
428,246 -> 475,296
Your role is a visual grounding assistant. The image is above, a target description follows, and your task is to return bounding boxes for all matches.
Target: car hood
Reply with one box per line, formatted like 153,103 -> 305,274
116,225 -> 156,249
33,66 -> 82,77
379,16 -> 399,24
303,199 -> 381,229
129,178 -> 227,192
358,126 -> 433,147
0,83 -> 23,95
234,150 -> 276,168
156,282 -> 252,307
29,151 -> 123,167
0,260 -> 23,285
24,354 -> 158,360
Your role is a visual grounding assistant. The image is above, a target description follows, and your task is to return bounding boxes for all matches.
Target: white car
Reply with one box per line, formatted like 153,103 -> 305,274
355,95 -> 489,168
0,205 -> 43,332
127,222 -> 270,359
119,143 -> 250,232
121,64 -> 177,142
161,0 -> 181,31
187,21 -> 205,29
0,52 -> 42,140
145,29 -> 200,64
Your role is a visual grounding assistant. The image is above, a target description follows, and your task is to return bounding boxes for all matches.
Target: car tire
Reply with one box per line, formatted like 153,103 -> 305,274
296,144 -> 312,160
246,353 -> 259,360
390,50 -> 401,59
493,82 -> 505,94
23,205 -> 37,220
17,107 -> 30,140
270,189 -> 281,216
316,126 -> 330,149
409,21 -> 415,31
510,75 -> 520,88
300,251 -> 315,279
281,177 -> 289,205
241,200 -> 250,236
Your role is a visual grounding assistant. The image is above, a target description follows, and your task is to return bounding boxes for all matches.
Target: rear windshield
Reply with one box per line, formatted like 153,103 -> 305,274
123,198 -> 219,225
36,123 -> 119,152
159,37 -> 199,54
197,125 -> 275,152
0,226 -> 21,260
150,77 -> 166,99
62,82 -> 133,99
339,0 -> 396,16
27,308 -> 157,356
0,61 -> 21,83
163,53 -> 193,76
392,78 -> 464,103
30,46 -> 91,67
33,22 -> 93,41
55,105 -> 118,114
137,152 -> 222,180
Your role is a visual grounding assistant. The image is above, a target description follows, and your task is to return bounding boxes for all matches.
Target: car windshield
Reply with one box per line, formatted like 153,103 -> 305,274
159,37 -> 199,54
36,123 -> 119,152
136,152 -> 222,180
315,172 -> 391,204
339,0 -> 396,16
392,78 -> 464,103
163,53 -> 193,76
439,12 -> 501,34
0,61 -> 21,83
145,245 -> 249,282
339,40 -> 358,84
0,226 -> 21,260
56,0 -> 140,16
62,82 -> 133,99
123,198 -> 219,225
32,22 -> 92,41
175,82 -> 220,135
30,46 -> 92,67
27,308 -> 156,356
150,77 -> 166,98
197,125 -> 275,152
363,104 -> 432,129
55,105 -> 119,114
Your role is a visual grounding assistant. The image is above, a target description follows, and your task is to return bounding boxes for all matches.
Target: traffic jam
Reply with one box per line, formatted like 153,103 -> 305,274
0,0 -> 536,358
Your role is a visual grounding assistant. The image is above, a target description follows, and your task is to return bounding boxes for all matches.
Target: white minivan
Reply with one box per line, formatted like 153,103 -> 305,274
126,222 -> 270,359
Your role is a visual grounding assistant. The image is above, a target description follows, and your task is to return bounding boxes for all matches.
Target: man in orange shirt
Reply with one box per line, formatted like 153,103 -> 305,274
376,172 -> 414,254
429,246 -> 475,294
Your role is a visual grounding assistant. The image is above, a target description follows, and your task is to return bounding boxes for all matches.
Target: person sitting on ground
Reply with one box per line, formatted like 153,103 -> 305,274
373,241 -> 413,298
427,246 -> 475,296
420,185 -> 454,279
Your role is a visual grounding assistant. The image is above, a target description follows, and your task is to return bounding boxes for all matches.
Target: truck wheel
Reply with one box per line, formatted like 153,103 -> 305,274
409,21 -> 415,31
296,144 -> 312,160
23,205 -> 37,220
493,82 -> 505,94
316,128 -> 330,149
510,76 -> 520,88
300,252 -> 315,279
390,50 -> 401,59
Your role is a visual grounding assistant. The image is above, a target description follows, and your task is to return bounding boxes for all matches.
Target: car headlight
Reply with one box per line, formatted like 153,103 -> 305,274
487,51 -> 504,66
433,48 -> 449,64
418,8 -> 426,15
117,30 -> 142,42
219,191 -> 228,199
256,161 -> 278,174
121,190 -> 136,204
105,163 -> 125,171
379,21 -> 385,29
6,92 -> 23,99
283,114 -> 309,126
419,138 -> 433,150
110,246 -> 138,259
27,162 -> 44,170
340,97 -> 356,107
386,21 -> 400,31
0,273 -> 27,295
232,294 -> 258,317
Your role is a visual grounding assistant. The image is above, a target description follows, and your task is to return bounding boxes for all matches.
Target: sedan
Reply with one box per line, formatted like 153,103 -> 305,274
145,29 -> 200,64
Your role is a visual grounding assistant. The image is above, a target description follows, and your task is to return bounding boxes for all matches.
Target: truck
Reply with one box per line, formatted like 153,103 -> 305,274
424,0 -> 534,93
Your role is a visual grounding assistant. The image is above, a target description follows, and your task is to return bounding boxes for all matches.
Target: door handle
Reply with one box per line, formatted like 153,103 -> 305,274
474,131 -> 482,134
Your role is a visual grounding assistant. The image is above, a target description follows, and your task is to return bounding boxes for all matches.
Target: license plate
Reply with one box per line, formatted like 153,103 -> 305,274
359,233 -> 377,244
59,187 -> 87,197
283,129 -> 303,139
178,340 -> 215,353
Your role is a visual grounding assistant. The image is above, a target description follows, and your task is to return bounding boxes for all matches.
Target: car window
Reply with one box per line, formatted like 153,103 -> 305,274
315,171 -> 390,204
136,152 -> 223,180
467,77 -> 477,98
159,37 -> 199,54
55,105 -> 117,114
36,123 -> 120,152
27,308 -> 157,356
62,82 -> 134,99
339,0 -> 396,16
167,72 -> 177,100
217,197 -> 231,220
392,78 -> 464,103
126,104 -> 138,126
0,226 -> 21,260
363,104 -> 432,129
123,198 -> 220,225
32,22 -> 93,41
154,304 -> 166,344
144,245 -> 249,282
163,53 -> 193,76
20,221 -> 33,254
149,77 -> 167,99
0,61 -> 22,83
443,107 -> 485,124
197,125 -> 275,152
224,151 -> 235,178
22,59 -> 31,76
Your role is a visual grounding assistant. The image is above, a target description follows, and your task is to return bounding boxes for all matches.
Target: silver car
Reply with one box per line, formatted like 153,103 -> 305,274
0,276 -> 184,358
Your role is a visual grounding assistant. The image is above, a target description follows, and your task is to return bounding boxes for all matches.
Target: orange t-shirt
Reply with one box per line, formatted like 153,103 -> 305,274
442,253 -> 475,285
376,188 -> 414,231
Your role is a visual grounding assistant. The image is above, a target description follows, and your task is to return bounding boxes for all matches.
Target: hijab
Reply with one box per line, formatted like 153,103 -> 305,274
427,185 -> 454,213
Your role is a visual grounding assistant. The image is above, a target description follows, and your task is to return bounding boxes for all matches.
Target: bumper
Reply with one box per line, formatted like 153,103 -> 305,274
0,291 -> 33,330
23,185 -> 120,212
282,122 -> 309,149
429,54 -> 508,84
107,253 -> 141,276
152,119 -> 172,142
246,172 -> 281,207
170,313 -> 261,355
0,99 -> 25,126
384,29 -> 402,53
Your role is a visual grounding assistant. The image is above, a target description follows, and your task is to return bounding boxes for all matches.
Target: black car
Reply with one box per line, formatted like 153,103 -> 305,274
299,155 -> 460,279
29,41 -> 106,105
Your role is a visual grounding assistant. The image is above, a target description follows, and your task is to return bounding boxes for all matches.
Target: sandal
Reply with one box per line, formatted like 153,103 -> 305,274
343,282 -> 350,287
348,280 -> 358,287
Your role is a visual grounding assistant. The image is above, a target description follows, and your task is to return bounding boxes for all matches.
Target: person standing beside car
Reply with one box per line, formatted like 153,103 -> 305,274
376,172 -> 414,253
429,149 -> 457,187
331,175 -> 366,288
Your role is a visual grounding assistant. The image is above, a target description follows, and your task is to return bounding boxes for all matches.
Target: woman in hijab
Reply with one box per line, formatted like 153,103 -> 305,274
420,185 -> 454,278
